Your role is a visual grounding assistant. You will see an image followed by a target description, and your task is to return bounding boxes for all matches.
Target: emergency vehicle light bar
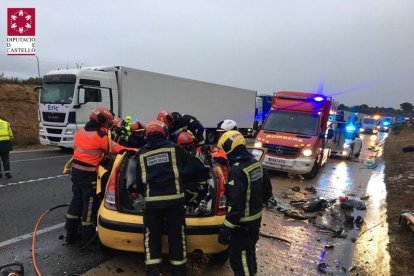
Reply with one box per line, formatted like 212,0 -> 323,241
276,94 -> 327,102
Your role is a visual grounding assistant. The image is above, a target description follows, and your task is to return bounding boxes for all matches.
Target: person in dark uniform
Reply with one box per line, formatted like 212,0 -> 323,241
217,130 -> 272,276
127,121 -> 147,148
170,112 -> 205,145
130,120 -> 191,276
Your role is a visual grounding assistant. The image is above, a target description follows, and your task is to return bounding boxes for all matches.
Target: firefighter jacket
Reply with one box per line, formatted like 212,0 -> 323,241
73,121 -> 130,168
0,119 -> 13,152
223,147 -> 266,229
135,134 -> 191,208
170,114 -> 204,144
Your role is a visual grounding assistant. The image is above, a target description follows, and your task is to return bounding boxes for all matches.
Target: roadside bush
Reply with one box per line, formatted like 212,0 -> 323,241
392,123 -> 407,134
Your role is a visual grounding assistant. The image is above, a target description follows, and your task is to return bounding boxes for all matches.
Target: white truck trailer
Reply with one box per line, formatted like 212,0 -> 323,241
38,66 -> 257,149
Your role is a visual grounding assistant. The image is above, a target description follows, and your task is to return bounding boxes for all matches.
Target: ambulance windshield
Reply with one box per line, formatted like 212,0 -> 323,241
263,111 -> 319,136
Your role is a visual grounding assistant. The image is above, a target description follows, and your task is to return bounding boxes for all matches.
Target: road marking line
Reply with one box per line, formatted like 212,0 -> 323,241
0,223 -> 65,248
12,148 -> 61,154
11,155 -> 72,163
0,174 -> 69,188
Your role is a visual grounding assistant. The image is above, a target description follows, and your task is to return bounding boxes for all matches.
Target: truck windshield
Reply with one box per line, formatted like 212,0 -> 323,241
40,83 -> 75,104
263,111 -> 319,136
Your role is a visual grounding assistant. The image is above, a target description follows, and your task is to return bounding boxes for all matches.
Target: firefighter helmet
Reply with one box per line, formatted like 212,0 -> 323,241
124,115 -> 132,124
90,107 -> 114,127
131,121 -> 145,136
156,111 -> 174,128
217,130 -> 246,154
177,131 -> 195,146
217,119 -> 238,132
145,120 -> 168,138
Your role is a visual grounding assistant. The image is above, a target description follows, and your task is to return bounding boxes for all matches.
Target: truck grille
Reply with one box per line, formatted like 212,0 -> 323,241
46,128 -> 62,134
263,144 -> 300,157
47,136 -> 61,142
42,112 -> 66,123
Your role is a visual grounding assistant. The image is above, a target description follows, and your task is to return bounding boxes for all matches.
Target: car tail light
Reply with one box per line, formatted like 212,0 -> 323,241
104,168 -> 120,211
214,167 -> 227,216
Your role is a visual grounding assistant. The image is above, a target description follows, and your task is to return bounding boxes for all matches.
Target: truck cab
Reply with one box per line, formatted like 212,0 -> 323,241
254,91 -> 336,179
38,69 -> 118,149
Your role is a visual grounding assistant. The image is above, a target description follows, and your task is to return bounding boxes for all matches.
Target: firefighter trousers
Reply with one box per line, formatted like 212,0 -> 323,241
143,203 -> 187,276
229,220 -> 261,276
65,168 -> 98,241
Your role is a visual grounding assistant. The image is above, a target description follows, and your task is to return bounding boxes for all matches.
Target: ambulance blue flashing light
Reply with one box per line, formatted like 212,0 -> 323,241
313,96 -> 325,102
346,124 -> 356,133
383,121 -> 391,126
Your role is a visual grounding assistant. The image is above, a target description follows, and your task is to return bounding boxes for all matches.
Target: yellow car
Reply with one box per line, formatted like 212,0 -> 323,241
96,152 -> 229,262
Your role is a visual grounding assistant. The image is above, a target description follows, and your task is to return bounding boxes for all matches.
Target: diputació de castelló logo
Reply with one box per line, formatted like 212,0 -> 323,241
7,8 -> 36,55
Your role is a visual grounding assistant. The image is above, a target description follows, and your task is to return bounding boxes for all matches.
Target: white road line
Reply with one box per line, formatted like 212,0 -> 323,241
0,174 -> 69,188
12,148 -> 61,154
11,155 -> 72,163
0,223 -> 65,249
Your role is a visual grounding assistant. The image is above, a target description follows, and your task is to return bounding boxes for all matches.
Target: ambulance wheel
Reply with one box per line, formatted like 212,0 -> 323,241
210,248 -> 229,265
304,162 -> 319,179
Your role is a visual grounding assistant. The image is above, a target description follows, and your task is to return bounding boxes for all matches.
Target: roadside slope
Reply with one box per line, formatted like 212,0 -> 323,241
384,126 -> 414,275
0,83 -> 38,145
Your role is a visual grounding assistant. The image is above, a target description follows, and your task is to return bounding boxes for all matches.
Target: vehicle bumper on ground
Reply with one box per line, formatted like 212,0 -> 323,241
261,154 -> 315,174
97,205 -> 228,254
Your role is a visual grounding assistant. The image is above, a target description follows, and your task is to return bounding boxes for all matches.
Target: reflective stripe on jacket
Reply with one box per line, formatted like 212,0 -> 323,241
224,158 -> 264,229
73,127 -> 127,167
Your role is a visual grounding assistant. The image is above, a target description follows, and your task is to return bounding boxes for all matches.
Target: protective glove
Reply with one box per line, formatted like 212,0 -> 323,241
218,226 -> 232,245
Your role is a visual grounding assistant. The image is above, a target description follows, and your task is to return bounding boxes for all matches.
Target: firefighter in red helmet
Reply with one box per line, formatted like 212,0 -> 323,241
65,107 -> 137,246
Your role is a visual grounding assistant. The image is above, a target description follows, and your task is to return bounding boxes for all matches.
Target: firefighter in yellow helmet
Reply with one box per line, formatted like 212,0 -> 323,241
217,130 -> 272,275
0,117 -> 13,178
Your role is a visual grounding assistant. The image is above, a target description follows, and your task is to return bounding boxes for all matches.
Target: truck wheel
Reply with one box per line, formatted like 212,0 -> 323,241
206,130 -> 217,144
304,162 -> 319,179
210,248 -> 229,265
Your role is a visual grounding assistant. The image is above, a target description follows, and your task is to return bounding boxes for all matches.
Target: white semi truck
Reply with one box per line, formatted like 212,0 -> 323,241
38,66 -> 257,149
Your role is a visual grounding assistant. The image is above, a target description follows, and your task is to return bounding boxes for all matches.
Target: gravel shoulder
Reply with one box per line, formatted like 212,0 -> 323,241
383,126 -> 414,275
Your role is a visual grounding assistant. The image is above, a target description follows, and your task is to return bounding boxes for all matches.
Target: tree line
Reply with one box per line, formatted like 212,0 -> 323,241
338,102 -> 413,117
0,73 -> 42,85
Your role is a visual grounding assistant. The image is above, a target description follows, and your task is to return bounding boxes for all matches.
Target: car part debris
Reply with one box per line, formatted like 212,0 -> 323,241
354,216 -> 364,229
0,262 -> 24,276
259,232 -> 291,245
340,199 -> 366,210
304,199 -> 329,212
305,186 -> 317,193
324,244 -> 334,249
284,210 -> 308,220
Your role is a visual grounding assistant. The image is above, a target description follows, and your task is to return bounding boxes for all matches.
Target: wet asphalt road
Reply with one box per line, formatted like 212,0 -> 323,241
0,133 -> 389,276
84,133 -> 390,275
0,148 -> 113,276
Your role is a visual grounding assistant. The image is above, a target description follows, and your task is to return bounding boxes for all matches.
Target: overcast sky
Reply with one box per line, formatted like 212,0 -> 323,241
1,0 -> 413,108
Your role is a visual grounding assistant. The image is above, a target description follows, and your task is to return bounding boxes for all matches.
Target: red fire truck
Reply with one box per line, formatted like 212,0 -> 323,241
254,91 -> 337,179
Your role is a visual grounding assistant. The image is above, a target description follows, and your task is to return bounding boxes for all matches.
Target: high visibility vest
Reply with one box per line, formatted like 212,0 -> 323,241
0,120 -> 13,141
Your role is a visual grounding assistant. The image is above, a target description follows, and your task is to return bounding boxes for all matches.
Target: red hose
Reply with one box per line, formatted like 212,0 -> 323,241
31,204 -> 69,276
